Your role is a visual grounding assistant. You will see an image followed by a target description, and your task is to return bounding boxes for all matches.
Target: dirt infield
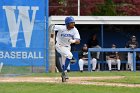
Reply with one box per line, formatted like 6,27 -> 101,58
1,76 -> 140,87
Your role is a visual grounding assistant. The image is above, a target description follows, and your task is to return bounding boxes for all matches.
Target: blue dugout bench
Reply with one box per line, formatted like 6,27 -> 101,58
88,48 -> 140,72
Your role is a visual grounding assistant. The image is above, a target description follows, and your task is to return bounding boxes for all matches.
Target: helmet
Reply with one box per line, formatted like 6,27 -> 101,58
65,16 -> 75,25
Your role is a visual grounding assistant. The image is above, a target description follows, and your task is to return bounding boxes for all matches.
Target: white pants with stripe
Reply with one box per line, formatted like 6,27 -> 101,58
55,43 -> 73,67
78,58 -> 97,71
128,52 -> 133,71
107,59 -> 121,71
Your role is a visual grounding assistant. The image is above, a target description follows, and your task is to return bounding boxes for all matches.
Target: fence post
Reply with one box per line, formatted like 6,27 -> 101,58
88,49 -> 91,71
133,51 -> 136,72
78,0 -> 80,16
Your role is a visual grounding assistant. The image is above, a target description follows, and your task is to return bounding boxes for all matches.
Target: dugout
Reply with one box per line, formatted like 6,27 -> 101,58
49,16 -> 140,71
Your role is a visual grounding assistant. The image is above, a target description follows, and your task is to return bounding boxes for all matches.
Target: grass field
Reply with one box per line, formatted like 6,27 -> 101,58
1,71 -> 140,93
0,82 -> 140,93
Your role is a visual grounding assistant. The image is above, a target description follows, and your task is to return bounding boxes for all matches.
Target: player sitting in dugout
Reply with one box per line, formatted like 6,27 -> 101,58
106,44 -> 121,71
78,44 -> 97,72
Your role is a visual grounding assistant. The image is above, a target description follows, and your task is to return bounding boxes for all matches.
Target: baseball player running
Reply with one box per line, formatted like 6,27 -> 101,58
50,16 -> 80,82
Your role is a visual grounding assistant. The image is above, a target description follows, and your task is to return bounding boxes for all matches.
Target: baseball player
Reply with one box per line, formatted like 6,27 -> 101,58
78,44 -> 97,72
126,35 -> 139,71
106,44 -> 121,71
50,16 -> 80,82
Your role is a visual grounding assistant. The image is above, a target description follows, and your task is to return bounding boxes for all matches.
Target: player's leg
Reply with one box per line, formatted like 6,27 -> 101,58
61,55 -> 72,82
67,64 -> 70,72
56,45 -> 71,65
78,59 -> 84,72
107,60 -> 112,71
91,58 -> 97,71
56,45 -> 73,82
61,52 -> 73,82
95,45 -> 101,59
56,44 -> 76,64
128,52 -> 133,71
128,52 -> 131,70
116,59 -> 121,71
130,53 -> 133,71
63,48 -> 73,71
61,55 -> 69,82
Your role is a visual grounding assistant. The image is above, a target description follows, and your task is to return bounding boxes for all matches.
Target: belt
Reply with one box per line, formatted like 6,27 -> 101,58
58,44 -> 69,47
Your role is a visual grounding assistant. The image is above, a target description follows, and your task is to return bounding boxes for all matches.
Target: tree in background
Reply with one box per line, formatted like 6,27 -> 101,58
49,0 -> 140,16
49,0 -> 78,16
115,0 -> 140,16
94,0 -> 117,16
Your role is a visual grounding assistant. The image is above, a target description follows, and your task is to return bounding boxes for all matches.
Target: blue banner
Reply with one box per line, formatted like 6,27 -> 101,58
0,0 -> 47,66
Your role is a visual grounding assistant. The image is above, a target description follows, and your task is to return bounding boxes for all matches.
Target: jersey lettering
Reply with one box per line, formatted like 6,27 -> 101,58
61,34 -> 73,38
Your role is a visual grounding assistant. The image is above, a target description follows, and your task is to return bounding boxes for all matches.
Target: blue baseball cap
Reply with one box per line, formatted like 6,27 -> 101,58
65,16 -> 75,25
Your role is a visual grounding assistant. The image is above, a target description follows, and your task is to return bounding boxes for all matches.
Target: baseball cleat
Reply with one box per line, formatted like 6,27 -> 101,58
61,72 -> 69,82
61,76 -> 66,82
65,73 -> 69,79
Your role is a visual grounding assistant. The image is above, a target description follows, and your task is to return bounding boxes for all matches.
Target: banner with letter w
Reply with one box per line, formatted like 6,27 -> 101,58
0,0 -> 47,67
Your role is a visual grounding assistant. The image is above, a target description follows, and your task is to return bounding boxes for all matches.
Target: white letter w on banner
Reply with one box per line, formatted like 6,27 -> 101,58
3,6 -> 39,47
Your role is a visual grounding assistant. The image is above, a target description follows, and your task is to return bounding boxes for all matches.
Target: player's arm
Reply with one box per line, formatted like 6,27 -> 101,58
49,25 -> 62,38
68,39 -> 80,44
75,39 -> 80,44
49,24 -> 55,38
69,28 -> 80,44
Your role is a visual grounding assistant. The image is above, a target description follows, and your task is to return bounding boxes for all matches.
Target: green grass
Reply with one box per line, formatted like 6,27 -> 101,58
84,71 -> 140,84
1,71 -> 140,93
91,76 -> 140,84
29,71 -> 140,77
0,83 -> 140,93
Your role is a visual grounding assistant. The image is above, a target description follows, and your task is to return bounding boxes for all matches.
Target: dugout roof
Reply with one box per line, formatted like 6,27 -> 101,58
49,16 -> 140,25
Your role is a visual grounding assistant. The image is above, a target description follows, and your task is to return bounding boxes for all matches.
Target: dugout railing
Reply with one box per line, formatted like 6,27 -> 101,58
88,48 -> 140,72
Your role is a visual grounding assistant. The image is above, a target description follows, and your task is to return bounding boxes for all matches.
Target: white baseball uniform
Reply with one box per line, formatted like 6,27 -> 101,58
54,25 -> 80,65
79,58 -> 97,71
106,51 -> 121,71
126,40 -> 138,71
